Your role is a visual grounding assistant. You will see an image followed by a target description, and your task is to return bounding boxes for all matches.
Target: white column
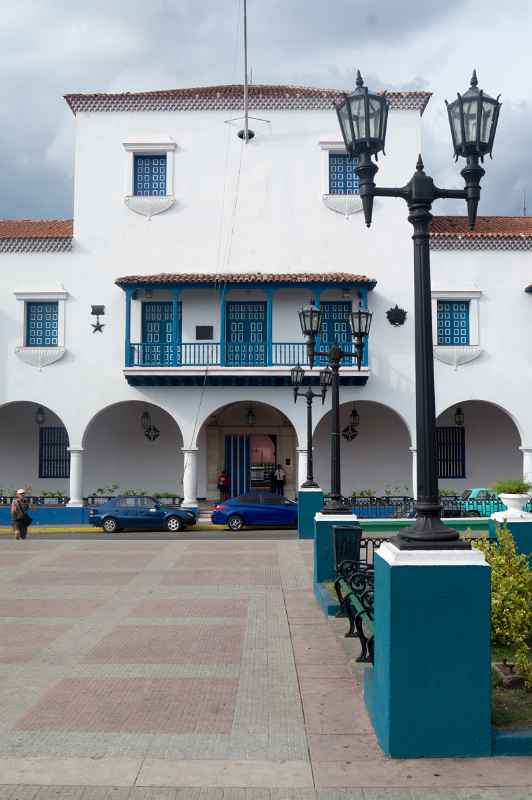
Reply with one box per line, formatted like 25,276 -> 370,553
520,446 -> 532,484
297,447 -> 308,488
67,447 -> 84,507
181,447 -> 199,507
410,447 -> 417,500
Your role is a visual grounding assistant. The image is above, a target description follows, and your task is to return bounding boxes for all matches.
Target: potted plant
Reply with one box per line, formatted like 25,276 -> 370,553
491,479 -> 532,521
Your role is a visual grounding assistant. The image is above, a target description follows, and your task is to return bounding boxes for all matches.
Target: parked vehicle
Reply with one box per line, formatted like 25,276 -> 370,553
453,488 -> 503,518
211,492 -> 298,530
88,495 -> 196,533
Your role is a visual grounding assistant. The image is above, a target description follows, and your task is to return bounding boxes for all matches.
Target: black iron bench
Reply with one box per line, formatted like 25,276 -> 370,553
332,525 -> 374,663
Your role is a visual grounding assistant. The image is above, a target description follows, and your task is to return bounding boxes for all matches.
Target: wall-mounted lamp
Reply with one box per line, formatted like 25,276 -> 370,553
454,406 -> 464,427
141,411 -> 151,431
342,406 -> 360,442
35,406 -> 46,426
247,407 -> 256,426
386,305 -> 407,326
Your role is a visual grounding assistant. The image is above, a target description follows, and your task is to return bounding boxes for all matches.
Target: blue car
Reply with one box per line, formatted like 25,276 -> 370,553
89,495 -> 196,533
211,492 -> 298,530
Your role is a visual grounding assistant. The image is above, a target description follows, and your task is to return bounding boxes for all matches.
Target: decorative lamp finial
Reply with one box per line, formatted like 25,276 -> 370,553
470,69 -> 478,88
355,69 -> 364,88
416,154 -> 425,172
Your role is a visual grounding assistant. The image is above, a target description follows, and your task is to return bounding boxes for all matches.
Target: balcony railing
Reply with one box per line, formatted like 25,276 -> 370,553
129,341 -> 359,368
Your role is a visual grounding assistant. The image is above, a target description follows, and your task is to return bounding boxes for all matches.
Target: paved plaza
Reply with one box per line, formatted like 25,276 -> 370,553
0,538 -> 530,799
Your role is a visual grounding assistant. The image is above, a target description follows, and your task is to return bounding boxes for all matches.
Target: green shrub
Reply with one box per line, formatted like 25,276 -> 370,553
492,479 -> 532,495
474,525 -> 532,690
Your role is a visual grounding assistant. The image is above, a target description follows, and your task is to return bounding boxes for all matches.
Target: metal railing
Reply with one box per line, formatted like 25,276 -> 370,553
328,494 -> 530,519
129,341 -> 346,368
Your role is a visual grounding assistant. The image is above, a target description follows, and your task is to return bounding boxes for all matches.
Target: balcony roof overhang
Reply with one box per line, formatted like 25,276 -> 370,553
115,272 -> 377,291
123,366 -> 369,387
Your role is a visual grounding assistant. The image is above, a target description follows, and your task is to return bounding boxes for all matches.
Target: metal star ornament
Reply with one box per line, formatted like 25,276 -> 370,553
91,320 -> 105,333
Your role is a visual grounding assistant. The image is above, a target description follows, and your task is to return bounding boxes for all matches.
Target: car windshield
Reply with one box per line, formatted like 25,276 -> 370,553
461,490 -> 471,500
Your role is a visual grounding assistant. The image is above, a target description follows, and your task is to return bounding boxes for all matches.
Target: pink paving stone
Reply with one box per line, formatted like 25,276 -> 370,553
84,623 -> 245,664
308,733 -> 384,761
131,598 -> 249,618
12,570 -> 140,586
291,626 -> 348,665
162,568 -> 281,586
16,676 -> 238,734
299,678 -> 373,734
284,591 -> 323,620
0,623 -> 70,663
296,663 -> 354,679
178,553 -> 278,568
0,554 -> 35,567
0,598 -> 101,617
48,553 -> 156,568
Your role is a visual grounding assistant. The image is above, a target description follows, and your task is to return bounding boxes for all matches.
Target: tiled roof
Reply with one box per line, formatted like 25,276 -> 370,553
0,220 -> 73,239
0,220 -> 73,253
65,84 -> 431,115
431,216 -> 532,237
115,272 -> 377,289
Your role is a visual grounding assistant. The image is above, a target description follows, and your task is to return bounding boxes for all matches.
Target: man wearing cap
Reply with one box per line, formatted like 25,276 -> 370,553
11,489 -> 31,540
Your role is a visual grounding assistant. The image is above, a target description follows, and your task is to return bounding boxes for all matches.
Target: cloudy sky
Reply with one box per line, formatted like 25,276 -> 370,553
1,0 -> 530,219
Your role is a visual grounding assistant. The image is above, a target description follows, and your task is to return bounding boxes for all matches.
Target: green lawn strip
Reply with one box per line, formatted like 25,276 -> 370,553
492,686 -> 532,728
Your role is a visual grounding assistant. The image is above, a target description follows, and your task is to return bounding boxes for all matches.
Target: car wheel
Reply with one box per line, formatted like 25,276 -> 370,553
165,516 -> 184,533
467,510 -> 481,517
227,514 -> 244,531
102,517 -> 119,533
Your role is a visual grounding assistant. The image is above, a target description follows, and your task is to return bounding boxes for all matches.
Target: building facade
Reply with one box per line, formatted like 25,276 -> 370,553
1,83 -> 531,506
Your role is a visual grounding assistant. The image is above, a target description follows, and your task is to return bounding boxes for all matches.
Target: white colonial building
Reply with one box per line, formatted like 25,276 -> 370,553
1,83 -> 531,507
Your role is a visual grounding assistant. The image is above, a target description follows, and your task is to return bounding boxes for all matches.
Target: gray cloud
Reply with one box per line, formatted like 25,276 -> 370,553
0,0 -> 527,219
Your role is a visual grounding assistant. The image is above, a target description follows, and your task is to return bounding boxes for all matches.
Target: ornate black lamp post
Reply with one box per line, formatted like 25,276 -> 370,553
298,302 -> 372,512
335,70 -> 500,547
291,364 -> 330,488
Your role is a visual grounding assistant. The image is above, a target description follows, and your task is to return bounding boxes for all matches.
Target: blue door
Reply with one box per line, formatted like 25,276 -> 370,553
317,301 -> 353,364
226,302 -> 266,365
142,302 -> 181,365
225,435 -> 251,496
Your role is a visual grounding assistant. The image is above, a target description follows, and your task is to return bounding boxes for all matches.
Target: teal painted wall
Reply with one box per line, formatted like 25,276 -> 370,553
313,515 -> 360,584
365,551 -> 492,758
298,489 -> 323,538
488,519 -> 532,567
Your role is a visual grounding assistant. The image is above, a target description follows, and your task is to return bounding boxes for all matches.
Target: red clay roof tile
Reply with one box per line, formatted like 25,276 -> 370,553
0,220 -> 73,239
115,272 -> 377,288
431,216 -> 532,238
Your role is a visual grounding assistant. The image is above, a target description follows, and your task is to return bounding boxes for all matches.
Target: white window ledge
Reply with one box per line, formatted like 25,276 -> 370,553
322,194 -> 362,217
124,195 -> 176,219
15,346 -> 66,370
433,345 -> 482,370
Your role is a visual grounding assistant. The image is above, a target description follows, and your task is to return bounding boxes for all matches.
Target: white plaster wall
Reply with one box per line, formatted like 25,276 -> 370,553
437,401 -> 522,493
0,402 -> 68,494
313,401 -> 412,495
83,402 -> 184,495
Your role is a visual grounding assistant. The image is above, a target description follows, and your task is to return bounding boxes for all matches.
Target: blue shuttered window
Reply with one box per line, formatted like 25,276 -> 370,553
141,302 -> 180,365
133,155 -> 167,196
328,153 -> 359,195
26,302 -> 59,347
226,302 -> 266,366
317,301 -> 353,365
437,301 -> 470,345
39,427 -> 70,479
437,426 -> 466,479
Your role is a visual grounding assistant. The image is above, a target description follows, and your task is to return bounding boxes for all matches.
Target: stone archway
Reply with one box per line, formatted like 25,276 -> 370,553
0,401 -> 70,496
82,401 -> 184,498
436,400 -> 522,492
197,401 -> 300,500
313,401 -> 413,496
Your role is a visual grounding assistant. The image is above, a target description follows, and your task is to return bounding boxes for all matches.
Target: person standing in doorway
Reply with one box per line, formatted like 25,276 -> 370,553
11,489 -> 32,540
217,469 -> 230,501
274,464 -> 286,496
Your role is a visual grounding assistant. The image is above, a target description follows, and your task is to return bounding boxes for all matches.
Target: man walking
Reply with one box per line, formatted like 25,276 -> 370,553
273,464 -> 286,496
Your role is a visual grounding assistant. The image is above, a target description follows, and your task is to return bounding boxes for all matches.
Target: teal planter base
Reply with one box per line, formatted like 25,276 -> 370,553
297,488 -> 323,538
313,512 -> 360,584
365,542 -> 492,758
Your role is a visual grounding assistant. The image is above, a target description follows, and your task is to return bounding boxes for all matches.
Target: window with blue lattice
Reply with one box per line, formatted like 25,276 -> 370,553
328,153 -> 359,195
437,300 -> 470,346
26,302 -> 59,347
133,154 -> 167,196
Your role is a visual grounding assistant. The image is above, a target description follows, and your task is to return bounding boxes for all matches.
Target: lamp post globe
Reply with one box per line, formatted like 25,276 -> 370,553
336,70 -> 388,159
290,364 -> 305,388
445,70 -> 501,162
298,304 -> 322,338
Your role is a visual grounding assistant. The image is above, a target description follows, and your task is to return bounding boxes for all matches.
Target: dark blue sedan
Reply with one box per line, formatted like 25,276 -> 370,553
211,493 -> 298,530
89,496 -> 197,533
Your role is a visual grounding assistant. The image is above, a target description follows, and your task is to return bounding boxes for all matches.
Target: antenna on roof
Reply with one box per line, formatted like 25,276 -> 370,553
523,189 -> 527,217
225,0 -> 269,141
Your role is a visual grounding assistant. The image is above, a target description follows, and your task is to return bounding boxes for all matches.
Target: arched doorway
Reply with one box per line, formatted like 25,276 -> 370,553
437,401 -> 522,492
197,401 -> 299,500
82,401 -> 184,497
0,401 -> 70,495
313,401 -> 413,496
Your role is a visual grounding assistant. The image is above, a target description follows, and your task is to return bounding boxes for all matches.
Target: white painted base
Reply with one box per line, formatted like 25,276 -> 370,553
378,541 -> 489,567
492,493 -> 532,522
314,512 -> 358,522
